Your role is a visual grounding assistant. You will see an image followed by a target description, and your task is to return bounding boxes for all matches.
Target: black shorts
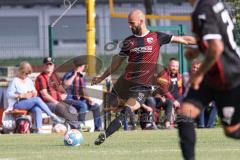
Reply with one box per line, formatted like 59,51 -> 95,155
183,82 -> 240,126
112,76 -> 154,104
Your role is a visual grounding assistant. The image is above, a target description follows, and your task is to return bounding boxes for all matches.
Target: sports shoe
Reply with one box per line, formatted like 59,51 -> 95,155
94,132 -> 106,145
51,114 -> 65,124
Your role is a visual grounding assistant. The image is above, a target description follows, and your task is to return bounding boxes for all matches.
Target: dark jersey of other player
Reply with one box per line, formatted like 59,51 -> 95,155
119,31 -> 172,85
192,0 -> 240,90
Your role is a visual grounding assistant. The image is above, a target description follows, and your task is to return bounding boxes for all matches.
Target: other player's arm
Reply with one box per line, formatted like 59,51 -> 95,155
91,55 -> 126,85
189,39 -> 224,90
171,36 -> 197,45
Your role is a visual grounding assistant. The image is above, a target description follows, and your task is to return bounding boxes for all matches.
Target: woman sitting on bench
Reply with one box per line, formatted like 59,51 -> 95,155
7,61 -> 64,133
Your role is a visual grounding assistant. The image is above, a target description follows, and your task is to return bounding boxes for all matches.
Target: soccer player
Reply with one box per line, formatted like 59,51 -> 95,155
178,0 -> 240,160
91,9 -> 196,145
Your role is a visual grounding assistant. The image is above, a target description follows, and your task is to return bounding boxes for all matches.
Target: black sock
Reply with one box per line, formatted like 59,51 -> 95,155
177,116 -> 196,160
105,117 -> 122,138
105,106 -> 132,138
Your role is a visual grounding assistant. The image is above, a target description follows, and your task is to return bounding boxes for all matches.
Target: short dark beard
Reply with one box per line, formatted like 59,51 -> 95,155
132,25 -> 142,35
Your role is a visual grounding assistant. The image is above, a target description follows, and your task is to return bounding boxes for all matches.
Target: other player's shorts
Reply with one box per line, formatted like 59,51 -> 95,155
183,81 -> 240,126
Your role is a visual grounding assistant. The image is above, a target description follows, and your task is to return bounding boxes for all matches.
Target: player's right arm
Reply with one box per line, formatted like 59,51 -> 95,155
91,55 -> 126,85
189,3 -> 227,90
190,39 -> 224,90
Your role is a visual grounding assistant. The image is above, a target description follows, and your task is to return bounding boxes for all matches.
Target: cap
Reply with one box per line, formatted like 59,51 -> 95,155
43,57 -> 54,64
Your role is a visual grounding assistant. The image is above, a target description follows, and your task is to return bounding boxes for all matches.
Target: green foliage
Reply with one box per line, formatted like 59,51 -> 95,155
224,0 -> 240,45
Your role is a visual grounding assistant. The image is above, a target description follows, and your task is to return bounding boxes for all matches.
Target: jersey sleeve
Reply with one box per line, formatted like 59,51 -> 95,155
119,38 -> 131,57
198,5 -> 221,41
157,32 -> 173,46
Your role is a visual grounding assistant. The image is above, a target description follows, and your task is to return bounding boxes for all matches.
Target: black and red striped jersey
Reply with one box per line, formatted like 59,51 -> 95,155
119,31 -> 172,85
192,0 -> 240,90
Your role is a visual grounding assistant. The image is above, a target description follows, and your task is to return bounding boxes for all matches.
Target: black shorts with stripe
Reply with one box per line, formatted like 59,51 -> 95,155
183,82 -> 240,126
112,76 -> 154,104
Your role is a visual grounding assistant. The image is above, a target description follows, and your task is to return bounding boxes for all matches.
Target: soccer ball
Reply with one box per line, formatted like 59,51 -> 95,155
64,129 -> 84,146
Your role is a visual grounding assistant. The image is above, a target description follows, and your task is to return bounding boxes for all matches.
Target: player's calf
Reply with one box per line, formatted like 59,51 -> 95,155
177,103 -> 200,160
177,114 -> 196,160
94,106 -> 134,145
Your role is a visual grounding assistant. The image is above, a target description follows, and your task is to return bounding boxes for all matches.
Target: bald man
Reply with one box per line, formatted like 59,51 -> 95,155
92,9 -> 196,145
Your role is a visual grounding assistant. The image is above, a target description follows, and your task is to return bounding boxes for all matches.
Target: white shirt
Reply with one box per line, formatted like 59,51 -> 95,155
6,77 -> 36,110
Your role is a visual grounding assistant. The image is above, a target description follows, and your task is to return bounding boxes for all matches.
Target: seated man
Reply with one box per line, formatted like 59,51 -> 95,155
35,57 -> 80,129
155,58 -> 183,128
142,95 -> 173,129
62,59 -> 102,131
139,97 -> 158,130
198,101 -> 217,128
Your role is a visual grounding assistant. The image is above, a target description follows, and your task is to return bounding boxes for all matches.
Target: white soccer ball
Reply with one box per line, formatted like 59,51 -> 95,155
64,129 -> 84,146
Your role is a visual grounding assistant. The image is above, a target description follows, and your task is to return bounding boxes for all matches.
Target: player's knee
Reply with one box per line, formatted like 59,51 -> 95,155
126,98 -> 139,108
225,128 -> 240,139
125,100 -> 140,111
176,114 -> 195,124
177,102 -> 200,119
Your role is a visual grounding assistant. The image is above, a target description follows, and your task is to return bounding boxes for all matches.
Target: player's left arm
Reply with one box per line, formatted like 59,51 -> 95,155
171,36 -> 197,45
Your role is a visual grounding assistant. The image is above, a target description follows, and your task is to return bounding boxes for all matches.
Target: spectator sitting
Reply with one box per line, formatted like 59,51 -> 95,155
62,59 -> 102,131
144,95 -> 173,129
188,59 -> 218,128
35,57 -> 67,110
155,58 -> 183,128
183,59 -> 202,88
7,61 -> 64,133
139,97 -> 158,130
183,59 -> 217,128
198,101 -> 217,128
35,57 -> 81,129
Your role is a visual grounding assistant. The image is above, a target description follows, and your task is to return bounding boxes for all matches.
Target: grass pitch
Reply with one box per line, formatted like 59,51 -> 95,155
0,128 -> 239,160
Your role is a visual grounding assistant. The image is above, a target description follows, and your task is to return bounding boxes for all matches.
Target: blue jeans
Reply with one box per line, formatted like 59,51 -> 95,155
65,99 -> 102,130
14,97 -> 54,129
145,97 -> 173,122
199,102 -> 217,128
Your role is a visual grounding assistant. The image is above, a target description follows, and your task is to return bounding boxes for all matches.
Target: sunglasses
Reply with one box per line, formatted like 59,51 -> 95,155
22,72 -> 30,76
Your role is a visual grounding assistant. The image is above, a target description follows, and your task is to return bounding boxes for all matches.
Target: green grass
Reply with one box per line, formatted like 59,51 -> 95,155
0,128 -> 239,160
